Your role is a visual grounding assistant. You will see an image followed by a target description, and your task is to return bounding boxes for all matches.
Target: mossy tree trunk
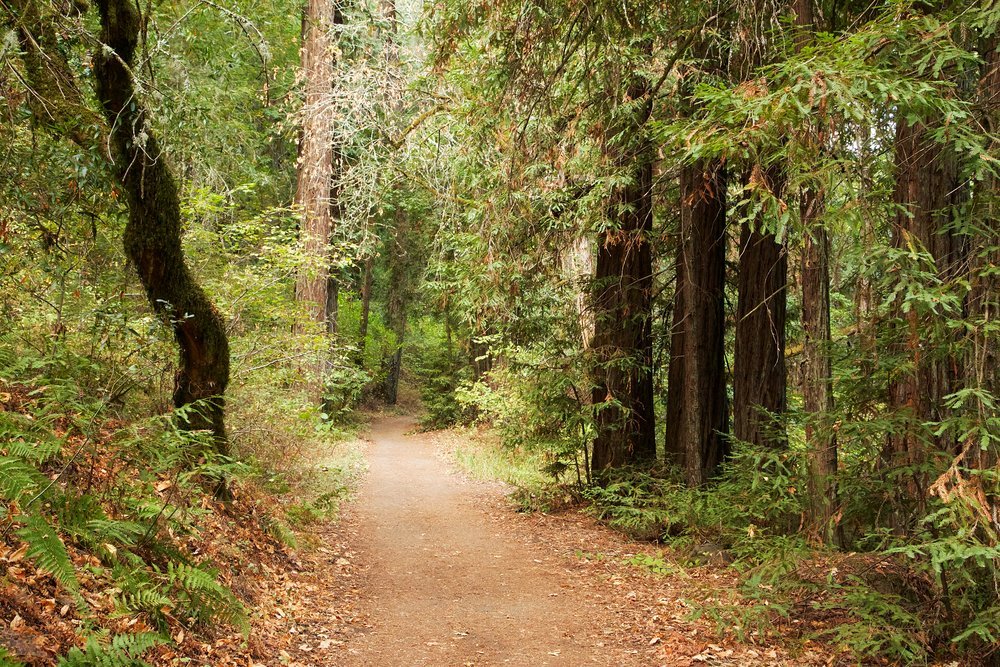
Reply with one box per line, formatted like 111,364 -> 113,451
93,0 -> 230,457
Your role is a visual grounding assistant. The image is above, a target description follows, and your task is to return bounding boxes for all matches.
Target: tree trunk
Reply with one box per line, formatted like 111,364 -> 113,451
968,39 -> 1000,471
379,0 -> 408,406
733,166 -> 788,450
885,117 -> 964,497
590,155 -> 656,470
326,273 -> 339,336
93,0 -> 230,457
666,160 -> 729,485
294,0 -> 336,327
792,0 -> 840,545
801,190 -> 839,544
562,235 -> 595,350
383,251 -> 407,404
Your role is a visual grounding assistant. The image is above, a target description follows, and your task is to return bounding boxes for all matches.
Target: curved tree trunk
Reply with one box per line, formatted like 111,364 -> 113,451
94,0 -> 230,457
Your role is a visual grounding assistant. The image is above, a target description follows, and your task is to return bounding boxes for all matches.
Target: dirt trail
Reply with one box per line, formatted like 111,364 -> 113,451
338,415 -> 641,666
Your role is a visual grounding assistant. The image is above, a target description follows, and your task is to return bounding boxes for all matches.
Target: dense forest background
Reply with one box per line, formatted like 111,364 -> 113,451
2,0 -> 1000,664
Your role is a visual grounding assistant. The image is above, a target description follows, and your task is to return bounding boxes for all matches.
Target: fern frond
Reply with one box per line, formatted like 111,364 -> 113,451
57,631 -> 163,667
164,562 -> 248,631
16,514 -> 79,592
86,519 -> 147,548
0,455 -> 44,503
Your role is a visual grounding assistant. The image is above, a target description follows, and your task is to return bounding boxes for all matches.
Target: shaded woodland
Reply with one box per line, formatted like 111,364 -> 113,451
2,0 -> 1000,664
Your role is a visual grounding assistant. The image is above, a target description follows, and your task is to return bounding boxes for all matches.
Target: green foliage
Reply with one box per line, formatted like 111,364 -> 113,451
162,562 -> 248,631
817,579 -> 927,664
15,514 -> 79,593
411,318 -> 469,428
57,633 -> 163,667
322,358 -> 372,419
0,646 -> 26,667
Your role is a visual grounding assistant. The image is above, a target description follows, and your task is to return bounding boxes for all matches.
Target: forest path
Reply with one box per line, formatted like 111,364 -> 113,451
336,415 -> 646,666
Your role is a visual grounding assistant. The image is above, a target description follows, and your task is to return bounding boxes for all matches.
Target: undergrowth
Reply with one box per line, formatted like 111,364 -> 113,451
0,341 -> 359,665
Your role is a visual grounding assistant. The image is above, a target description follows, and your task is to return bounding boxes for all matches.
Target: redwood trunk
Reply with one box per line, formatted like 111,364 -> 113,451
734,168 -> 788,450
885,117 -> 964,495
666,160 -> 728,485
801,192 -> 839,543
794,0 -> 839,544
94,0 -> 230,456
294,0 -> 336,327
968,40 -> 1000,471
590,157 -> 656,470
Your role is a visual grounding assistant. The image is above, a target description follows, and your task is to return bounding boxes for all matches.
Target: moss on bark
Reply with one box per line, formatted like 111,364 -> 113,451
93,0 -> 231,458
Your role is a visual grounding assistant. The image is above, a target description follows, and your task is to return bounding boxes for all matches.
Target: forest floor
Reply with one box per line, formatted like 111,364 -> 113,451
257,415 -> 841,667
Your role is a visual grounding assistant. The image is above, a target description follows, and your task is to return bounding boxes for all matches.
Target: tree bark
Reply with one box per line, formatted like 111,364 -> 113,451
792,0 -> 840,545
968,39 -> 1000,471
665,159 -> 729,485
562,235 -> 595,350
383,237 -> 407,404
590,155 -> 656,470
733,167 -> 788,451
885,117 -> 964,495
801,190 -> 839,543
93,0 -> 230,456
380,0 -> 408,406
294,0 -> 336,327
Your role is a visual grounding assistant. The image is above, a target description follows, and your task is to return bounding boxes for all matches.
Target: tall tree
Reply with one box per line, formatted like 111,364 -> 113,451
589,115 -> 656,470
732,1 -> 788,451
380,0 -> 409,405
295,0 -> 336,328
884,117 -> 965,497
93,0 -> 231,455
665,160 -> 729,485
968,37 -> 1000,471
794,0 -> 840,545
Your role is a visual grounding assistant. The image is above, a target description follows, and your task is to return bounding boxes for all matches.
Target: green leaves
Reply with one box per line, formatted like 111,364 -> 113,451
16,514 -> 79,593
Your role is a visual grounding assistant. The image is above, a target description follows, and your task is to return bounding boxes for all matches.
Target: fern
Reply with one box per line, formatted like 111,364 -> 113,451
113,573 -> 174,620
0,455 -> 45,503
0,646 -> 26,667
164,562 -> 248,631
16,514 -> 79,592
56,632 -> 163,667
86,519 -> 147,548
